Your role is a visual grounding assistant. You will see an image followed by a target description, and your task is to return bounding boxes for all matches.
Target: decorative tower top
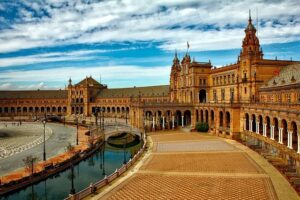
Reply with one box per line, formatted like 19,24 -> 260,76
172,50 -> 180,71
240,10 -> 263,60
68,77 -> 72,86
173,50 -> 179,64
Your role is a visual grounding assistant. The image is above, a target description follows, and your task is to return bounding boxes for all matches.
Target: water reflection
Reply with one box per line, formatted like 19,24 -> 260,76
1,141 -> 142,200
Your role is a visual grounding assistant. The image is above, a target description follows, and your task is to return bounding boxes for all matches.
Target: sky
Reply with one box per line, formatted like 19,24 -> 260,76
0,0 -> 299,90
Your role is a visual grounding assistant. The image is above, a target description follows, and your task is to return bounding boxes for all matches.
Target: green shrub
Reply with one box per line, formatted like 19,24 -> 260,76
196,122 -> 209,132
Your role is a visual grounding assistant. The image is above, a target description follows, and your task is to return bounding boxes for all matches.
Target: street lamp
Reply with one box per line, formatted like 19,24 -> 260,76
76,115 -> 79,145
123,136 -> 127,164
42,119 -> 47,161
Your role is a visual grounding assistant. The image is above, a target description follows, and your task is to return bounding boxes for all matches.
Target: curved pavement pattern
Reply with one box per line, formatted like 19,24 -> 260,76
92,131 -> 299,200
0,122 -> 76,176
0,123 -> 52,159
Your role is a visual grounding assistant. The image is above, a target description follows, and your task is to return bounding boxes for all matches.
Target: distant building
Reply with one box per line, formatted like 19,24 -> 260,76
0,15 -> 299,158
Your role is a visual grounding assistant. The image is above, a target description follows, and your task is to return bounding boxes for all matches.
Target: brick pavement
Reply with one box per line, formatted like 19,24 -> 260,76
90,131 -> 298,200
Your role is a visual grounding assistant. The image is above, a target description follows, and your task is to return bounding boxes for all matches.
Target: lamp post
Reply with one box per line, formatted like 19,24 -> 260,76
42,119 -> 47,161
123,136 -> 127,164
125,109 -> 128,125
75,114 -> 79,145
102,108 -> 105,131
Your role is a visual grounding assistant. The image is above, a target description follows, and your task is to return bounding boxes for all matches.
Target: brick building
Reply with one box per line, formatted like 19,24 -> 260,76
0,15 -> 299,159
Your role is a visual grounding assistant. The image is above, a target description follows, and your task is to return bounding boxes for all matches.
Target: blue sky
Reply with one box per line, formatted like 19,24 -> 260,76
0,0 -> 300,90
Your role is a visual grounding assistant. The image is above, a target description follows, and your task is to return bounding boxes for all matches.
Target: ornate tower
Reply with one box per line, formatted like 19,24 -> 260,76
240,11 -> 263,61
239,11 -> 263,103
170,51 -> 180,102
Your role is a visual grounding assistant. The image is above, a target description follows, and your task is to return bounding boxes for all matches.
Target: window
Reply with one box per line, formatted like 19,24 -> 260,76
244,87 -> 247,94
200,79 -> 202,85
203,79 -> 206,85
213,90 -> 217,102
221,89 -> 225,101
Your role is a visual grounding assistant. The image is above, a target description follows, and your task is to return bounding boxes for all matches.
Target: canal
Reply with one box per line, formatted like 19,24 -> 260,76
0,141 -> 142,200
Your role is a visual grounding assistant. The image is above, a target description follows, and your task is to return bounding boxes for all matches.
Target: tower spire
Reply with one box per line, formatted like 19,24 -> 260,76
249,9 -> 251,22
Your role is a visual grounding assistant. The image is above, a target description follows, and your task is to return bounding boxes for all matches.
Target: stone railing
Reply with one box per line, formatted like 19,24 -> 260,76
64,132 -> 147,200
242,130 -> 300,162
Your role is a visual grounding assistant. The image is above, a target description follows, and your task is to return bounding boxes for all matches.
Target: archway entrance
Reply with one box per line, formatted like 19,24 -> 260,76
184,110 -> 191,126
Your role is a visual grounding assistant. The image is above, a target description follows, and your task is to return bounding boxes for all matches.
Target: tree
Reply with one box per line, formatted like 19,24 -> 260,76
65,142 -> 75,154
23,155 -> 38,176
195,122 -> 209,132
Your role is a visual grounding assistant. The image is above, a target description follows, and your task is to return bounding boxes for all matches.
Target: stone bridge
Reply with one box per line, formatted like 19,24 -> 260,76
104,123 -> 142,141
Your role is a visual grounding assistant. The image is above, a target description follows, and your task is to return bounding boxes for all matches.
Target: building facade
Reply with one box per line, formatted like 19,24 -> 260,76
0,16 -> 300,159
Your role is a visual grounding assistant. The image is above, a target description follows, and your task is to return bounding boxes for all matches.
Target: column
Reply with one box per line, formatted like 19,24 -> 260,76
270,125 -> 274,140
162,116 -> 165,130
249,120 -> 253,132
256,122 -> 260,134
297,134 -> 300,154
152,116 -> 155,129
172,116 -> 175,129
279,128 -> 283,144
181,115 -> 184,128
287,131 -> 293,149
263,124 -> 267,137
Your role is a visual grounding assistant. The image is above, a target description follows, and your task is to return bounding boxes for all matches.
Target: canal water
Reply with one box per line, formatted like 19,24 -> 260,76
0,141 -> 142,200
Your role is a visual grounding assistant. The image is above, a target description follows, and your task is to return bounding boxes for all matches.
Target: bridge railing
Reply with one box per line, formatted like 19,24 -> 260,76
64,130 -> 147,200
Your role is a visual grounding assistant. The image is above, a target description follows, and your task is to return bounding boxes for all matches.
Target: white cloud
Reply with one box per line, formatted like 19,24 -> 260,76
0,65 -> 170,89
0,82 -> 49,90
0,0 -> 299,53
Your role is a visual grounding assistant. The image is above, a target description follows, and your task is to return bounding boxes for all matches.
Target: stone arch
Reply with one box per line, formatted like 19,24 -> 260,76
226,111 -> 230,129
184,110 -> 191,126
265,116 -> 271,137
117,107 -> 120,113
281,119 -> 288,146
199,89 -> 206,103
210,110 -> 214,127
273,117 -> 279,141
176,110 -> 182,126
258,115 -> 263,134
23,107 -> 27,113
52,107 -> 56,112
112,107 -> 115,113
205,110 -> 208,123
245,113 -> 249,130
251,114 -> 256,132
219,111 -> 223,128
107,107 -> 110,113
200,110 -> 204,122
291,121 -> 297,150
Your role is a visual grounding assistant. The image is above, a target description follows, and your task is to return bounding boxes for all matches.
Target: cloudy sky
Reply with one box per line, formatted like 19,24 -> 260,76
0,0 -> 299,90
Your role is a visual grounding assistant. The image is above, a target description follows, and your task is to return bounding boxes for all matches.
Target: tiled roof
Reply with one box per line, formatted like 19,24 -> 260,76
75,76 -> 102,86
0,90 -> 67,99
97,85 -> 170,98
260,64 -> 300,89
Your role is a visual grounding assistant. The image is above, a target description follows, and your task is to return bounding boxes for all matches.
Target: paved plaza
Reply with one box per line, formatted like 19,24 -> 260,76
0,122 -> 76,176
89,131 -> 299,200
